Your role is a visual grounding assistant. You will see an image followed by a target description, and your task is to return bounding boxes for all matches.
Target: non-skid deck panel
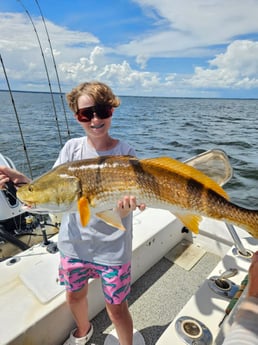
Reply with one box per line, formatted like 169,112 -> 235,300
156,239 -> 257,345
88,251 -> 221,345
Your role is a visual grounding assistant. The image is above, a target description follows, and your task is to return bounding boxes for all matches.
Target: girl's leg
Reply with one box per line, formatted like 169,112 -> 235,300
105,300 -> 133,345
66,284 -> 91,337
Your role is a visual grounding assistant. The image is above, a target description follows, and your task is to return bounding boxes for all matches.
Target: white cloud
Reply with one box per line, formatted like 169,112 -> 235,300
122,0 -> 258,62
0,13 -> 98,53
1,2 -> 258,97
0,12 -> 99,89
188,40 -> 258,89
59,47 -> 104,79
59,51 -> 160,92
0,12 -> 164,94
211,41 -> 258,77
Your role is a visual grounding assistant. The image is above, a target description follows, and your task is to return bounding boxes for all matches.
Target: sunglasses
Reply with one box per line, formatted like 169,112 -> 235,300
76,104 -> 113,122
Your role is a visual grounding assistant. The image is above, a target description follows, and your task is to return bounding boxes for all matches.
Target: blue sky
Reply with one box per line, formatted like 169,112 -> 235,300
1,0 -> 258,98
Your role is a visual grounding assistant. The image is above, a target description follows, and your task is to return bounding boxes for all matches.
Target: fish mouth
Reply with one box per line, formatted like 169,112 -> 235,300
20,202 -> 40,211
20,203 -> 66,214
19,201 -> 35,209
20,203 -> 49,214
20,200 -> 77,214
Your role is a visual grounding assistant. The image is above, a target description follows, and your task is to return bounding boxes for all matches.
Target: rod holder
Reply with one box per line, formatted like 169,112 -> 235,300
226,223 -> 248,257
39,220 -> 50,246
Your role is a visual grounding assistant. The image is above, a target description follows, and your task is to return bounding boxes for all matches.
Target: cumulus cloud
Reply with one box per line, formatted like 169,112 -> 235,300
1,2 -> 258,97
59,47 -> 104,78
188,40 -> 258,89
0,12 -> 164,94
0,12 -> 99,89
59,48 -> 160,92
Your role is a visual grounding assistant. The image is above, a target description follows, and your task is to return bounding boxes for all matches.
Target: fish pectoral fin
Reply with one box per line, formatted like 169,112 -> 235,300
95,210 -> 126,231
78,196 -> 91,227
173,212 -> 201,234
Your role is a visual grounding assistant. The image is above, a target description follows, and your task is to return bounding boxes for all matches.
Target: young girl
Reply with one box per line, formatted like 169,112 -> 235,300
0,81 -> 145,345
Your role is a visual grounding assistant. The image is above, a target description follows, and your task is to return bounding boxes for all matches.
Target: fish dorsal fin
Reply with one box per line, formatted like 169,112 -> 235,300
95,210 -> 126,231
78,196 -> 91,227
174,212 -> 202,234
141,157 -> 229,200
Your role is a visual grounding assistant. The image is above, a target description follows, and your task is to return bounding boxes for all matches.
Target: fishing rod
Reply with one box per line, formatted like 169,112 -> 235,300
17,0 -> 63,148
34,0 -> 71,140
0,54 -> 33,179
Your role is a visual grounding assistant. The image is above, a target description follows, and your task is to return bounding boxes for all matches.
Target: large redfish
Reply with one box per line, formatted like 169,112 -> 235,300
16,155 -> 258,238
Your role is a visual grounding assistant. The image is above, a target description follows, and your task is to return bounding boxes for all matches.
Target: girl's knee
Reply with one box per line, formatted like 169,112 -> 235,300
106,301 -> 129,322
66,285 -> 87,304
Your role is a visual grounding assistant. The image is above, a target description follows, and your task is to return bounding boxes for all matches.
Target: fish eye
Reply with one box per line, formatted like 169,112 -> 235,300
28,185 -> 33,192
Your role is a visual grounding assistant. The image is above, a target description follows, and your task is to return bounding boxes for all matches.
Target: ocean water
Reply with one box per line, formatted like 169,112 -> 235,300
1,91 -> 258,207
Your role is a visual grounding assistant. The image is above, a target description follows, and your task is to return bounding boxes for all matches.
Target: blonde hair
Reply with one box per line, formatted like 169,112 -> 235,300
66,81 -> 120,112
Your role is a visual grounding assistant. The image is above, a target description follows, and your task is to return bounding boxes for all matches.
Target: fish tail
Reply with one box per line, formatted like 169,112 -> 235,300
206,194 -> 258,239
184,185 -> 258,239
225,204 -> 258,239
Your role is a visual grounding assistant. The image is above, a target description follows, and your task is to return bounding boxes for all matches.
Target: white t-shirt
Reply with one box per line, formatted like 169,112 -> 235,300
54,136 -> 136,265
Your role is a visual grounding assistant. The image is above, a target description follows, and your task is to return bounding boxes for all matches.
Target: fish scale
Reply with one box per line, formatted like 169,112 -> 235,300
17,155 -> 258,238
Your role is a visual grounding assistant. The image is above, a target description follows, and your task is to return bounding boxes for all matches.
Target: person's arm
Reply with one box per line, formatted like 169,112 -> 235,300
222,252 -> 258,345
0,166 -> 31,190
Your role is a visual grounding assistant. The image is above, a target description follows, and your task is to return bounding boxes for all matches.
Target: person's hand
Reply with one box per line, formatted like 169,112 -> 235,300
0,166 -> 30,190
116,195 -> 146,218
247,251 -> 258,298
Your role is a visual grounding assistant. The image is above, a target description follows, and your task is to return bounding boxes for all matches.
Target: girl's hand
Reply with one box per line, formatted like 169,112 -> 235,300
116,195 -> 146,218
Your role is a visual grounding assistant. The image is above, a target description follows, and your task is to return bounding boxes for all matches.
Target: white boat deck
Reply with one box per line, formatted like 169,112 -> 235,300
90,220 -> 257,345
0,208 -> 257,345
91,243 -> 221,344
156,239 -> 254,345
0,208 -> 184,345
